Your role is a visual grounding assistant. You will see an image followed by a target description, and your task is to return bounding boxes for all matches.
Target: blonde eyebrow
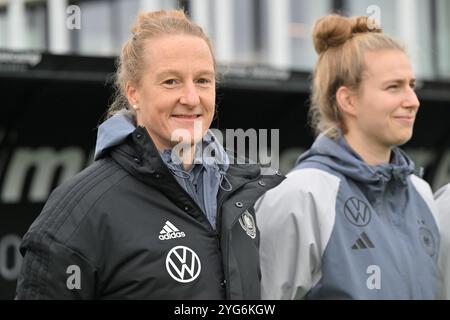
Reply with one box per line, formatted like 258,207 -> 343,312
382,78 -> 416,85
155,69 -> 215,81
155,70 -> 183,81
196,70 -> 215,77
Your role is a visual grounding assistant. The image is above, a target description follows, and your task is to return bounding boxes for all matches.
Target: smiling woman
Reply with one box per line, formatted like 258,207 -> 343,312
109,10 -> 217,156
340,49 -> 419,165
256,14 -> 441,300
125,34 -> 216,153
14,9 -> 284,300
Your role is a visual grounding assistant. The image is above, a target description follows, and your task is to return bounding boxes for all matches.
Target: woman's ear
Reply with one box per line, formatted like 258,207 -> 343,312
336,86 -> 358,117
125,81 -> 139,107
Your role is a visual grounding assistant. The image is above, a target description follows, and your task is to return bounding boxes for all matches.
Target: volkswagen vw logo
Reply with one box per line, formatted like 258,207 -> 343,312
344,197 -> 372,227
165,246 -> 201,283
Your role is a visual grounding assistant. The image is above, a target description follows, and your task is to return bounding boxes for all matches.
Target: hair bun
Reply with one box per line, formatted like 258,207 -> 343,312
350,16 -> 382,34
312,14 -> 382,54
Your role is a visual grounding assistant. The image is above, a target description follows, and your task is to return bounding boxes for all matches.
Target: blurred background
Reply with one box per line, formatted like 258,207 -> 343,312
1,0 -> 449,299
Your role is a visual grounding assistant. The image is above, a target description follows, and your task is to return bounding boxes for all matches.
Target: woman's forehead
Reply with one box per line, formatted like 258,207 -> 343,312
362,50 -> 414,81
141,35 -> 214,71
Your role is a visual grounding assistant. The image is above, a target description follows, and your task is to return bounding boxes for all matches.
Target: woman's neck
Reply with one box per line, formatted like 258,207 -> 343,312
344,132 -> 391,166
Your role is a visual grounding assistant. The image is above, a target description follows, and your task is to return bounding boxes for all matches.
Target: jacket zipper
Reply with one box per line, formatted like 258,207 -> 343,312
216,173 -> 262,299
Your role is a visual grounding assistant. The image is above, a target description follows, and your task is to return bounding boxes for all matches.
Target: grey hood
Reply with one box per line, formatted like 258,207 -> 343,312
94,111 -> 136,160
295,133 -> 416,187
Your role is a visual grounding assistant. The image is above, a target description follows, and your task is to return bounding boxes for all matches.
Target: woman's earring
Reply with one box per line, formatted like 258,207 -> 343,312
132,104 -> 139,110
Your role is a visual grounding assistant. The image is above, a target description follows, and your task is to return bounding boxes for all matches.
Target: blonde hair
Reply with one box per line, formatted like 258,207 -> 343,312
310,14 -> 405,139
107,9 -> 215,118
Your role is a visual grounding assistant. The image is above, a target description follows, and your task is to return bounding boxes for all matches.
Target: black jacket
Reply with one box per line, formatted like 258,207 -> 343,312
15,127 -> 284,299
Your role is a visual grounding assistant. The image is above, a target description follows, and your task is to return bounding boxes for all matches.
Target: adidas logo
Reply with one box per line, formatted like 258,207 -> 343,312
159,221 -> 186,241
351,232 -> 375,250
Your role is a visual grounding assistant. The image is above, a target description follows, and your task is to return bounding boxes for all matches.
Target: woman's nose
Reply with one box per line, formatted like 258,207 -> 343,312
179,83 -> 200,106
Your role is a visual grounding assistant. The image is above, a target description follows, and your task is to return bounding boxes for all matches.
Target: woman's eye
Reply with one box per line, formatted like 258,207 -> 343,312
387,85 -> 398,90
163,79 -> 177,86
197,78 -> 211,85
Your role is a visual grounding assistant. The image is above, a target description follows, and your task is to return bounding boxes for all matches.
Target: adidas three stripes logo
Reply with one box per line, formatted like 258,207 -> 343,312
351,232 -> 375,250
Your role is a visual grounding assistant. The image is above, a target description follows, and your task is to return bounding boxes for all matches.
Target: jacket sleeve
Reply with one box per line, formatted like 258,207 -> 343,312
435,183 -> 450,300
255,168 -> 339,299
15,232 -> 98,300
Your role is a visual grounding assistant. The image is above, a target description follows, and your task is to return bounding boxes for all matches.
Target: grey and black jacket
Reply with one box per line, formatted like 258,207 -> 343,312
15,117 -> 284,299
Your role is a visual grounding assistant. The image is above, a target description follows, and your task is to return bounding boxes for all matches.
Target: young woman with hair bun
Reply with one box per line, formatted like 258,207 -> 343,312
256,14 -> 440,299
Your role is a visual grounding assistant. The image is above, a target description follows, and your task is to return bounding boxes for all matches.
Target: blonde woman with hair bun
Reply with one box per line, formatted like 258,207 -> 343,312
15,10 -> 283,299
256,14 -> 440,299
